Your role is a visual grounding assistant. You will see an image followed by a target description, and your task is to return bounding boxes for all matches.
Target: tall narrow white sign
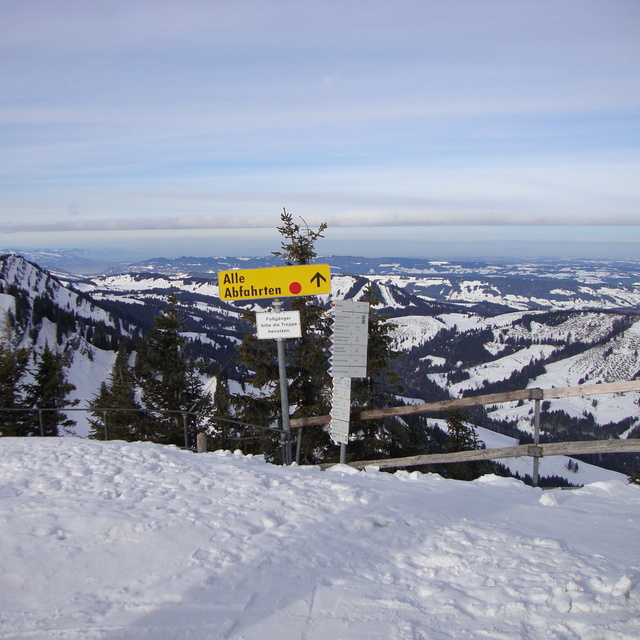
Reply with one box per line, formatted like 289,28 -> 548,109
330,300 -> 369,379
329,300 -> 370,447
330,377 -> 352,445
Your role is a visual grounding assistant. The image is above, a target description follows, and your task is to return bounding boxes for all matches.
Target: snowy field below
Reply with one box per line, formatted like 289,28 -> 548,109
474,424 -> 629,485
1,438 -> 639,640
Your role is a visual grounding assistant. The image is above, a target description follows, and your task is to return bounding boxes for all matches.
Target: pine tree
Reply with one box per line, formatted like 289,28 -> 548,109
286,292 -> 333,462
88,382 -> 111,439
272,210 -> 327,266
445,409 -> 481,452
24,343 -> 77,436
233,210 -> 331,463
88,347 -> 146,441
137,289 -> 213,446
0,315 -> 31,437
443,409 -> 488,480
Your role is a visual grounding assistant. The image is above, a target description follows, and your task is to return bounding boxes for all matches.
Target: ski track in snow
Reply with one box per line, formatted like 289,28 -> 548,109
1,439 -> 639,640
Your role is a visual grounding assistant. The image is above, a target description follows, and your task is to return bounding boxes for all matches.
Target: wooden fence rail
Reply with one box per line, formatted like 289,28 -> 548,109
294,380 -> 640,480
290,380 -> 640,428
329,438 -> 640,471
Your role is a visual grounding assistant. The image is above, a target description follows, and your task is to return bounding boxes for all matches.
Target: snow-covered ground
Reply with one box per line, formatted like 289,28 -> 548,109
391,315 -> 445,351
1,438 -> 638,640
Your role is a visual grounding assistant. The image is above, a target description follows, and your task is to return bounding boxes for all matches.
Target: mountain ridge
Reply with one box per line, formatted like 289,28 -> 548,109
1,252 -> 639,479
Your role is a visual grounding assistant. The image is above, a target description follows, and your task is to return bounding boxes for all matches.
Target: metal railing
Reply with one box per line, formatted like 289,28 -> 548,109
4,380 -> 639,477
0,407 -> 298,464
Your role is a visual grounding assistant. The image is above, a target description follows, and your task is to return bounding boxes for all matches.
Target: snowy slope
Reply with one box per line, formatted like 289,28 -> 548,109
391,315 -> 445,351
408,307 -> 640,442
23,316 -> 117,437
430,344 -> 558,396
481,322 -> 640,432
1,254 -> 115,327
0,255 -> 134,437
1,438 -> 638,640
75,273 -> 221,299
474,425 -> 627,484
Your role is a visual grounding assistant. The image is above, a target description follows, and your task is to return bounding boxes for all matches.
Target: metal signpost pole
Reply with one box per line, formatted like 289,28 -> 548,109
182,412 -> 189,450
273,299 -> 292,465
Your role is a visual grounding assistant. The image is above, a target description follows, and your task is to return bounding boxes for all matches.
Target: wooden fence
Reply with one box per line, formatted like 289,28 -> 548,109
290,380 -> 640,482
290,380 -> 640,427
334,438 -> 640,471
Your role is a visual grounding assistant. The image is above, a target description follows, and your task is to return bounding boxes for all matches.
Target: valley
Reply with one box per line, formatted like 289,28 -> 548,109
2,251 -> 639,482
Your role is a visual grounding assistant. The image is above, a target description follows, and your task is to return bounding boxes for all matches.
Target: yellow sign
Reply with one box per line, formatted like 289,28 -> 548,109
218,264 -> 331,301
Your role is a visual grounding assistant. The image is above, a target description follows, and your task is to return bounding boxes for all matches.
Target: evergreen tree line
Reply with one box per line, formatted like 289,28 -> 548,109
87,288 -> 215,447
0,316 -> 77,437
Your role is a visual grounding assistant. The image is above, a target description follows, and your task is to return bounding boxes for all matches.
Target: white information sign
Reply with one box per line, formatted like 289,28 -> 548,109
330,377 -> 352,445
256,311 -> 302,340
330,300 -> 369,378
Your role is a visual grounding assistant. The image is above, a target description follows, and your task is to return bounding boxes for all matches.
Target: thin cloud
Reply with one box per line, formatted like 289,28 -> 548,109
0,1 -> 639,237
2,210 -> 638,236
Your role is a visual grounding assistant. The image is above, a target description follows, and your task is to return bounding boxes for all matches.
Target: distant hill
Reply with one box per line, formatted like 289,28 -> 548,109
2,252 -> 639,478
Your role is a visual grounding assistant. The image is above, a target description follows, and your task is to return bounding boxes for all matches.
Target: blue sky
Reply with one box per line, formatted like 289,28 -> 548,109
1,0 -> 639,260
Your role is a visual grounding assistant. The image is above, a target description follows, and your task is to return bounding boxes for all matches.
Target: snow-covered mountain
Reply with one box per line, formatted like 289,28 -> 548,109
2,252 -> 639,480
70,255 -> 640,474
12,250 -> 640,312
3,255 -> 638,638
106,254 -> 640,311
0,254 -> 144,435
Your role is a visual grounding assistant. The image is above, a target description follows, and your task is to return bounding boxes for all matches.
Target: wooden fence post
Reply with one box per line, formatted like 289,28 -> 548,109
531,388 -> 543,487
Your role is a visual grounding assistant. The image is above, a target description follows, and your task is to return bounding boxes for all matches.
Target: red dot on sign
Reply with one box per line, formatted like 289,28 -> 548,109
289,281 -> 302,294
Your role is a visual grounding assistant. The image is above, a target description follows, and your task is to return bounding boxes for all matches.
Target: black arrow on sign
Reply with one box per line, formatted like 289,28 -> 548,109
310,272 -> 327,288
